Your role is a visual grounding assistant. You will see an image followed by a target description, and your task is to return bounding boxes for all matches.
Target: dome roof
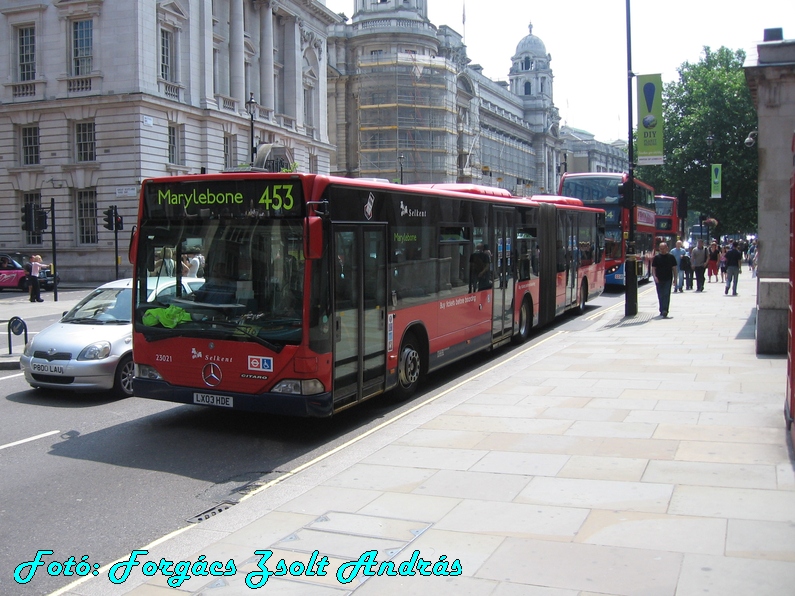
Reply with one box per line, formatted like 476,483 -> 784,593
515,23 -> 547,57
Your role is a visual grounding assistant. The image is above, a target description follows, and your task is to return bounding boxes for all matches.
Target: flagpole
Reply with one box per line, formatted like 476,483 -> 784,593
462,1 -> 466,44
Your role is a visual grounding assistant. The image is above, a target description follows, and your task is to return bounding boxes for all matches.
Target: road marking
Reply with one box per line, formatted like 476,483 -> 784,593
0,372 -> 25,380
47,330 -> 565,596
0,429 -> 60,451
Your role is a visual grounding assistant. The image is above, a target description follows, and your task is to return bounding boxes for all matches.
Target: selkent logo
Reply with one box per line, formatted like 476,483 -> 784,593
248,356 -> 273,372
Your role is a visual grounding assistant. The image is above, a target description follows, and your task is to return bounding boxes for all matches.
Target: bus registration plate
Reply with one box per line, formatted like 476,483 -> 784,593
193,393 -> 233,408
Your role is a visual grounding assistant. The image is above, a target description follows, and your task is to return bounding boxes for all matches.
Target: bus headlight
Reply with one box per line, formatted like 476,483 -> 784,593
136,363 -> 163,380
271,379 -> 325,395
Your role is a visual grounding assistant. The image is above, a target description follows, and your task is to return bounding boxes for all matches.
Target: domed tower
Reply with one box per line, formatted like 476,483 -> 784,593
509,23 -> 552,100
508,22 -> 562,193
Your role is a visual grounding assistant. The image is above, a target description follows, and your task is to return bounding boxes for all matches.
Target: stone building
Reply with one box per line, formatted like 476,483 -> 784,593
0,0 -> 339,282
327,1 -> 562,194
559,125 -> 628,175
744,28 -> 795,354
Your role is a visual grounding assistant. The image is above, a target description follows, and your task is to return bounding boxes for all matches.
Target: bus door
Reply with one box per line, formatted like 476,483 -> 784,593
492,208 -> 515,342
557,210 -> 579,308
332,225 -> 388,407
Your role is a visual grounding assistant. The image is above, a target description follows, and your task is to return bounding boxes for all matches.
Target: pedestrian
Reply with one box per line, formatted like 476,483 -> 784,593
719,246 -> 728,283
707,242 -> 720,283
690,239 -> 708,292
28,254 -> 47,302
747,240 -> 757,273
724,241 -> 743,295
669,240 -> 687,292
680,252 -> 693,290
652,242 -> 678,318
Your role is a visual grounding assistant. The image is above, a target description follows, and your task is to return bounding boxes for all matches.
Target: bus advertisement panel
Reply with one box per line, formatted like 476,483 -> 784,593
131,174 -> 604,417
655,195 -> 680,249
559,172 -> 656,286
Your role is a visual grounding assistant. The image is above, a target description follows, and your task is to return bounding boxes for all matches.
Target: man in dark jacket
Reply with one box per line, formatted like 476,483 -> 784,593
652,242 -> 678,318
724,241 -> 743,296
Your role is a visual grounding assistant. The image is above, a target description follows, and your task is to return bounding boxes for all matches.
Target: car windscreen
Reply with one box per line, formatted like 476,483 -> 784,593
63,288 -> 133,324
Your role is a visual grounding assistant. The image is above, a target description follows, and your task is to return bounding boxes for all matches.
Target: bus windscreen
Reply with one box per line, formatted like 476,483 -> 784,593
136,180 -> 307,349
560,177 -> 620,205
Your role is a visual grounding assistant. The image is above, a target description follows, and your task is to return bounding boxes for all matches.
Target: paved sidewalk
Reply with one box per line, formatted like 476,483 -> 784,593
61,277 -> 795,596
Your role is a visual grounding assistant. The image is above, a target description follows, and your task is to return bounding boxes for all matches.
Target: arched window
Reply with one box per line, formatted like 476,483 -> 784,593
524,81 -> 531,95
523,57 -> 530,70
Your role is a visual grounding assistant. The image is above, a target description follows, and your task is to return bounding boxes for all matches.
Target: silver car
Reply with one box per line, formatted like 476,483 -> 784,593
21,277 -> 203,397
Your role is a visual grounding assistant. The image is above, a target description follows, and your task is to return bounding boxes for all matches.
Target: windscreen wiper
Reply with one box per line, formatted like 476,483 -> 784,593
203,320 -> 284,353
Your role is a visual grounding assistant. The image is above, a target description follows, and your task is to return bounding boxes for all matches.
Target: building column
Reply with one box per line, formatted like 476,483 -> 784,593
229,0 -> 246,110
285,16 -> 301,122
260,1 -> 275,114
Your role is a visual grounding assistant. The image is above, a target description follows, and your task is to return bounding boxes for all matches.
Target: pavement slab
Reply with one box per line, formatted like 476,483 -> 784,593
62,281 -> 795,596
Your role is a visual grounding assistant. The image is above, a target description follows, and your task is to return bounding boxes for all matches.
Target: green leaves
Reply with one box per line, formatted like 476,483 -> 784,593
637,46 -> 758,237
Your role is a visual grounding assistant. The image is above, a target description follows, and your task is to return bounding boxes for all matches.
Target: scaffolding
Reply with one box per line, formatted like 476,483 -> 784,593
356,53 -> 459,183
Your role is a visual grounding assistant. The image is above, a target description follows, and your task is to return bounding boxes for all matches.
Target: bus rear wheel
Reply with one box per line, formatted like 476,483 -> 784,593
394,332 -> 423,400
577,280 -> 588,315
514,297 -> 532,343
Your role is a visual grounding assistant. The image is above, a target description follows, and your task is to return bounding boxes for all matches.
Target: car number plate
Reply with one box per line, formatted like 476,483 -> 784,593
193,393 -> 233,408
32,362 -> 65,374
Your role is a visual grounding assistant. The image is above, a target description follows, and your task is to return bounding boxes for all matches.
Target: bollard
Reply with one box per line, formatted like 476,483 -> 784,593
7,316 -> 28,354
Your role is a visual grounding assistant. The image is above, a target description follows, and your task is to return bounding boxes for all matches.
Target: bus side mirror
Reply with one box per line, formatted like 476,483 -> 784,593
128,225 -> 138,265
305,216 -> 323,260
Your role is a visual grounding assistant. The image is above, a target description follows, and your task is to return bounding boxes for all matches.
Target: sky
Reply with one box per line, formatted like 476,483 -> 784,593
322,0 -> 794,141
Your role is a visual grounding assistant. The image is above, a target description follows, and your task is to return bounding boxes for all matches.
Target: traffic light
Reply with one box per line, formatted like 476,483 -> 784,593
35,209 -> 48,232
115,214 -> 123,231
617,181 -> 632,209
677,188 -> 688,219
103,206 -> 115,231
21,203 -> 35,232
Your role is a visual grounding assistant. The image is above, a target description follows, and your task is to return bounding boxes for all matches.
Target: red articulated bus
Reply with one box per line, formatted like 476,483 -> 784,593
130,174 -> 605,417
559,172 -> 656,286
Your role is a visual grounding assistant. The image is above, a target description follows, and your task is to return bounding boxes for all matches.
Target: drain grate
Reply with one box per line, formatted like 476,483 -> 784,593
187,500 -> 237,523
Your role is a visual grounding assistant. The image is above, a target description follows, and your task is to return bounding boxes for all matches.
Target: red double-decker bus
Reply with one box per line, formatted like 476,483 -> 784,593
654,195 -> 681,249
559,172 -> 656,285
130,173 -> 604,417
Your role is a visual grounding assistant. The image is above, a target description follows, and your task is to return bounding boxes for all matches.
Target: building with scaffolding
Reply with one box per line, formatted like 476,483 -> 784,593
327,0 -> 563,194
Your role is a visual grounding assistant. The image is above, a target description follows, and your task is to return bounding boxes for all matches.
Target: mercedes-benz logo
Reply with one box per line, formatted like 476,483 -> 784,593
202,363 -> 222,387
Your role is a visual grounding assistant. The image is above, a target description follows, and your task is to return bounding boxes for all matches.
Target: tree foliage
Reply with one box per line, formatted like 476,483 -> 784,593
637,46 -> 758,238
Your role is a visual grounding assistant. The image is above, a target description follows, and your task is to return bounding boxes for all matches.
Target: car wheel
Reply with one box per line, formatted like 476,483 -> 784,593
18,278 -> 28,292
114,354 -> 135,397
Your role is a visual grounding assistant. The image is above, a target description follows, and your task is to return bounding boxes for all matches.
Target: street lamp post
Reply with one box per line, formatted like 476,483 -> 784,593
245,92 -> 257,166
705,132 -> 714,243
399,154 -> 404,184
624,0 -> 638,317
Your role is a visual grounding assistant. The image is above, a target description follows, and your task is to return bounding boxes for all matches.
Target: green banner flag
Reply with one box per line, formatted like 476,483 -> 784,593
710,164 -> 722,198
637,74 -> 664,165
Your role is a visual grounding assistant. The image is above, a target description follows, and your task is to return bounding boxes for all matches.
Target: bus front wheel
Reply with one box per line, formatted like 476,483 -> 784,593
394,332 -> 423,400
